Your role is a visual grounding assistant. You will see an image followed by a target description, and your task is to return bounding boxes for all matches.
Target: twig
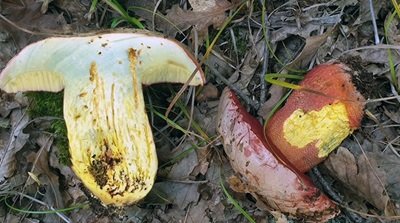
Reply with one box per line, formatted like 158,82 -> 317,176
310,168 -> 364,223
341,44 -> 400,55
259,0 -> 270,105
229,28 -> 239,65
368,0 -> 380,44
390,83 -> 400,103
205,61 -> 260,110
0,13 -> 38,35
259,34 -> 269,105
366,95 -> 400,103
383,136 -> 400,158
2,191 -> 74,223
163,179 -> 208,184
152,0 -> 163,31
0,13 -> 72,37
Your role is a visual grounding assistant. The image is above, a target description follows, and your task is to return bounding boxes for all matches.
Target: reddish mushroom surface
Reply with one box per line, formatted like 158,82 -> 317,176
217,88 -> 339,221
265,63 -> 365,172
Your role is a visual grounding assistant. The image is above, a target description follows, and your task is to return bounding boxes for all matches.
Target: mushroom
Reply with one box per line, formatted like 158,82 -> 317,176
217,88 -> 338,222
264,63 -> 365,172
0,31 -> 205,206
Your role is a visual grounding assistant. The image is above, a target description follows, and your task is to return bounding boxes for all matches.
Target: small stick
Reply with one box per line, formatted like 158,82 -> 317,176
206,62 -> 260,110
258,0 -> 270,105
368,0 -> 380,44
310,168 -> 364,223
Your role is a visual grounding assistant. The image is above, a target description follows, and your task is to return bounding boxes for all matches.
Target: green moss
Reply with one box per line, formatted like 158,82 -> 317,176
27,92 -> 64,118
27,92 -> 70,165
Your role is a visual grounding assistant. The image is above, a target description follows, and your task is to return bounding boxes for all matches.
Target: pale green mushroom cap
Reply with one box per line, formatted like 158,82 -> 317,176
0,32 -> 205,206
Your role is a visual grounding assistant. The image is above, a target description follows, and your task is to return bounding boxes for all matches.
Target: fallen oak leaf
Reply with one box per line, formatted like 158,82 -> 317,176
26,135 -> 63,207
160,0 -> 232,40
0,108 -> 29,182
284,28 -> 335,70
324,146 -> 400,216
26,134 -> 65,223
0,0 -> 68,48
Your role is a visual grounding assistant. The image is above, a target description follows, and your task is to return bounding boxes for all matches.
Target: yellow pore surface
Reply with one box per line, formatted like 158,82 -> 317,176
283,103 -> 351,158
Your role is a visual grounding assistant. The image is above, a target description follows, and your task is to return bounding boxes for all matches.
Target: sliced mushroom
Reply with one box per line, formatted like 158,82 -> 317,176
0,31 -> 205,206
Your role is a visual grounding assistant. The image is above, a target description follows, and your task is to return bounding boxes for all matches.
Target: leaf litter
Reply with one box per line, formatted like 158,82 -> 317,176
0,108 -> 29,182
0,0 -> 400,222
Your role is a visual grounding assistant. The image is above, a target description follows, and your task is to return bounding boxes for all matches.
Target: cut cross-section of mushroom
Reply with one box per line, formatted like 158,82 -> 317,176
0,32 -> 205,206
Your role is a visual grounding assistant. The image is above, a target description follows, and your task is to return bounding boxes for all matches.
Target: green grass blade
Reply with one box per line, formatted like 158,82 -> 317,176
264,73 -> 303,90
174,98 -> 210,142
127,6 -> 185,35
203,1 -> 247,59
391,0 -> 400,19
263,90 -> 291,123
159,144 -> 196,169
110,17 -> 126,28
384,10 -> 399,90
260,1 -> 305,73
104,0 -> 144,29
220,177 -> 256,223
4,197 -> 88,214
87,0 -> 99,19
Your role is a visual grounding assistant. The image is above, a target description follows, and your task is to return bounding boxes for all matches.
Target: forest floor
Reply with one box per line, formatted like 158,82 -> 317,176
0,0 -> 400,222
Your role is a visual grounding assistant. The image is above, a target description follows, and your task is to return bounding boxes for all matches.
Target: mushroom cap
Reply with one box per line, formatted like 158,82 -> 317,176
0,31 -> 205,206
0,32 -> 204,92
265,63 -> 365,172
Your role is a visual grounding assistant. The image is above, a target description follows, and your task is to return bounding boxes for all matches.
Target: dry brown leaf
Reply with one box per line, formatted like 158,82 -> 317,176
189,0 -> 220,11
270,23 -> 321,44
26,135 -> 64,213
354,48 -> 400,65
383,107 -> 400,123
285,28 -> 334,70
354,0 -> 383,25
192,100 -> 219,137
385,12 -> 400,44
48,144 -> 87,204
196,83 -> 219,102
146,143 -> 201,209
324,147 -> 400,215
185,199 -> 211,223
0,0 -> 67,48
4,214 -> 39,223
0,95 -> 20,118
70,208 -> 112,223
233,39 -> 265,95
167,145 -> 198,179
0,109 -> 29,182
191,146 -> 211,176
151,182 -> 200,209
227,175 -> 248,193
160,0 -> 232,40
257,84 -> 285,118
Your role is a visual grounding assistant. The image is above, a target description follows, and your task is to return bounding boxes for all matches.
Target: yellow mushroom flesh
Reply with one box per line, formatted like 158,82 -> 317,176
0,32 -> 204,206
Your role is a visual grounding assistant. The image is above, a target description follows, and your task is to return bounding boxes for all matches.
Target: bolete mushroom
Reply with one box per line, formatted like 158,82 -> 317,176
217,88 -> 338,221
0,31 -> 205,206
264,62 -> 365,172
